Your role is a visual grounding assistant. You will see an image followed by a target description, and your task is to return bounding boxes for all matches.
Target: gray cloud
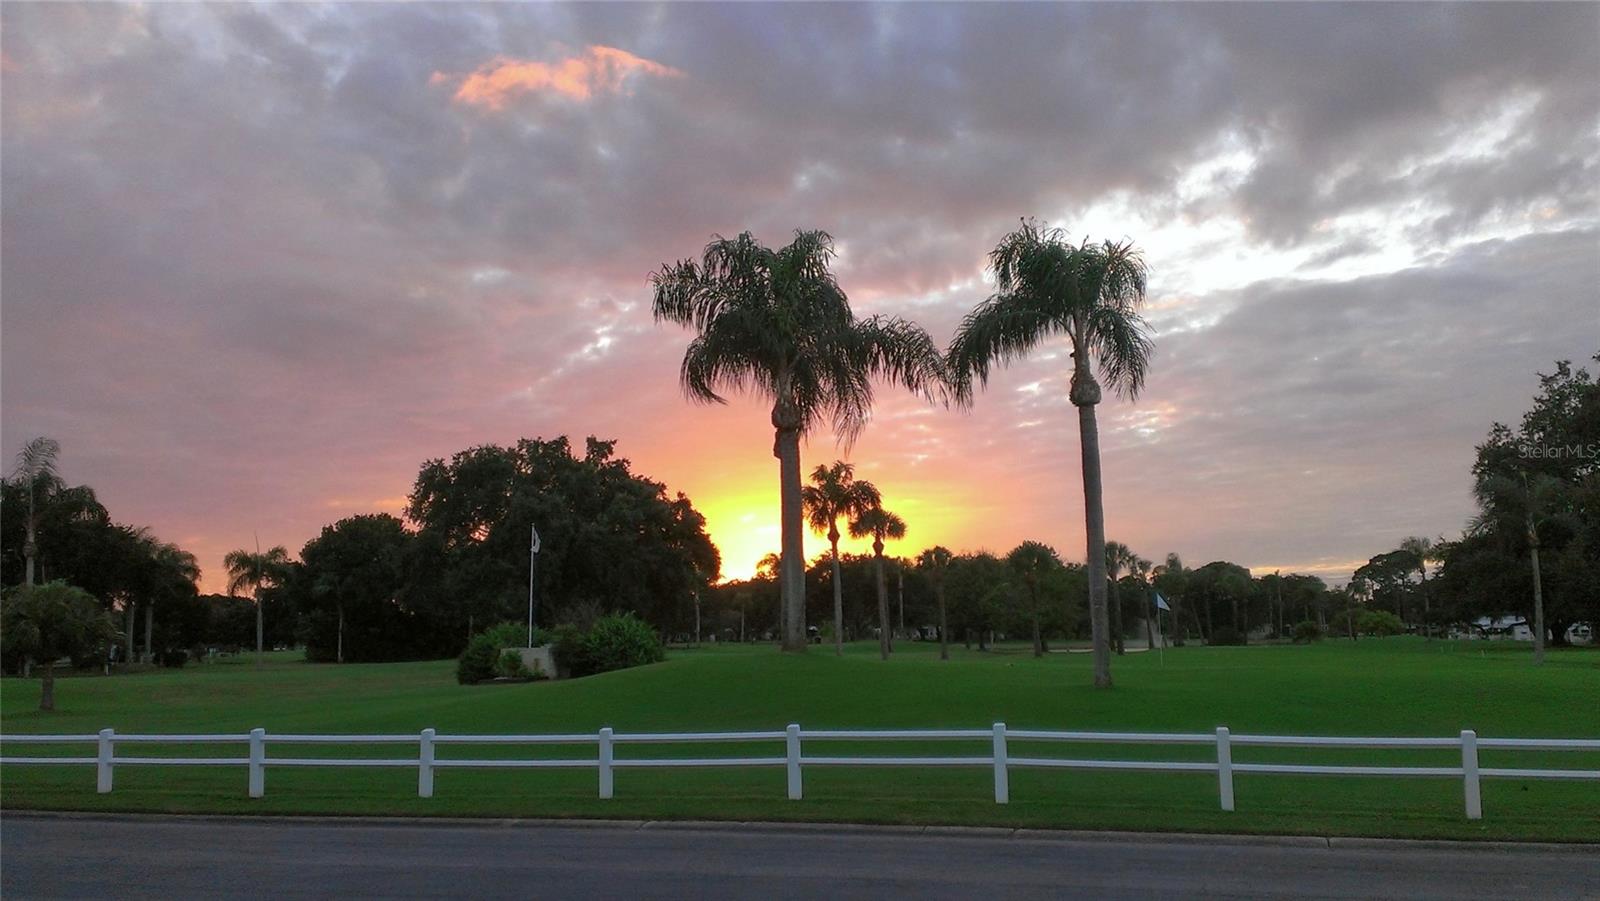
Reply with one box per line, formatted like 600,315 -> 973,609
3,2 -> 1596,586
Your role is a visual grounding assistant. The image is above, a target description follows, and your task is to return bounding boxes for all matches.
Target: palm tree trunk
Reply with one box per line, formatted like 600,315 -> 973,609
1418,568 -> 1431,641
937,580 -> 949,661
256,592 -> 265,666
875,552 -> 890,661
143,601 -> 154,664
24,489 -> 37,585
124,602 -> 136,664
337,603 -> 345,664
1145,591 -> 1157,651
1528,520 -> 1545,666
775,427 -> 807,653
1076,397 -> 1113,689
39,660 -> 55,712
1110,578 -> 1125,655
831,540 -> 844,657
896,566 -> 905,638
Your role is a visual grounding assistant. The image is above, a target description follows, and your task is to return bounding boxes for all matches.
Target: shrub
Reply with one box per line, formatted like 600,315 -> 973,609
1357,610 -> 1404,637
157,649 -> 189,668
1208,626 -> 1247,646
1291,621 -> 1322,644
496,649 -> 531,679
550,623 -> 592,677
582,613 -> 665,675
456,632 -> 500,684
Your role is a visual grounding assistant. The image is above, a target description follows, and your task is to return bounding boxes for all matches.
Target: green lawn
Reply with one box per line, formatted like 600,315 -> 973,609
3,639 -> 1597,841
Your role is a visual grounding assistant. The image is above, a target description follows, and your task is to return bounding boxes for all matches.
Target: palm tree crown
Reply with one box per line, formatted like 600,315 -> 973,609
948,220 -> 1153,406
848,505 -> 906,556
802,462 -> 881,544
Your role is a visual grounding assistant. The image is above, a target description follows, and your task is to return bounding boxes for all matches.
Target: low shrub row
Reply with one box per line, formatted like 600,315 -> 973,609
456,613 -> 664,684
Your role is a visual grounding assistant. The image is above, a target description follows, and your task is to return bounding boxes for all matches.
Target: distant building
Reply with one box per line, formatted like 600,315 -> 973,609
1449,616 -> 1594,645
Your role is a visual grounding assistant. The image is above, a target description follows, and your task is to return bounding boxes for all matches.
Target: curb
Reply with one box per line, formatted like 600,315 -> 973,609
6,811 -> 1597,853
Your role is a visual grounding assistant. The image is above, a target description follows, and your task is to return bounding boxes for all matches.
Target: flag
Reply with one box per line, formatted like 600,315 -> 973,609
1154,592 -> 1170,612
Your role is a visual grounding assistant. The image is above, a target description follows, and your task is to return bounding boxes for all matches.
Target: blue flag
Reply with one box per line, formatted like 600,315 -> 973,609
1154,592 -> 1171,612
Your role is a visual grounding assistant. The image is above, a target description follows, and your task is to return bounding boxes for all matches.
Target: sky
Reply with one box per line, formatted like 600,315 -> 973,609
3,3 -> 1597,593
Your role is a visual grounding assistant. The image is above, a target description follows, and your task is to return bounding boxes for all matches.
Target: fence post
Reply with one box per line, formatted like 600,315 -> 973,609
598,727 -> 614,800
786,724 -> 802,800
992,722 -> 1009,804
248,728 -> 266,798
418,728 -> 435,799
1215,726 -> 1234,812
96,728 -> 114,794
1461,730 -> 1481,820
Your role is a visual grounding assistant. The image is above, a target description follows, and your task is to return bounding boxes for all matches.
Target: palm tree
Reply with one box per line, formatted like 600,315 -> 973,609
916,546 -> 955,660
1104,541 -> 1138,656
1473,473 -> 1566,665
802,461 -> 882,655
224,545 -> 291,665
1007,542 -> 1059,658
10,437 -> 62,586
1152,553 -> 1189,647
1398,536 -> 1437,640
949,222 -> 1153,689
653,230 -> 945,652
1129,554 -> 1155,650
141,538 -> 200,663
849,503 -> 906,661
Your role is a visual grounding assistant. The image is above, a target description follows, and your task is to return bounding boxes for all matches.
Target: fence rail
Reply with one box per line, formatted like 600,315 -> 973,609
4,724 -> 1596,820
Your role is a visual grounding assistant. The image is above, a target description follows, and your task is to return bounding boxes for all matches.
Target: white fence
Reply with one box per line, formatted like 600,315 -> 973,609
4,725 -> 1597,820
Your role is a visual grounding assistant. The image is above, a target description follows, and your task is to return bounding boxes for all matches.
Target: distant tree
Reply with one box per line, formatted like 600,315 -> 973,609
917,546 -> 955,660
1152,553 -> 1191,646
223,545 -> 291,665
849,503 -> 907,661
1188,561 -> 1254,643
949,223 -> 1153,688
1104,541 -> 1139,655
296,514 -> 414,663
1,581 -> 117,710
1472,472 -> 1568,665
1007,542 -> 1064,657
802,462 -> 882,655
1397,536 -> 1439,638
652,230 -> 945,652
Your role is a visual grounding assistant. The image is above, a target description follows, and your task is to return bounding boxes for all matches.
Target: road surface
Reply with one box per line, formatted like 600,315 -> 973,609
3,815 -> 1597,899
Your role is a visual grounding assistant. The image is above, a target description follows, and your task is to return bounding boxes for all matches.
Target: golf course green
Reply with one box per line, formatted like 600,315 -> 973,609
3,639 -> 1596,841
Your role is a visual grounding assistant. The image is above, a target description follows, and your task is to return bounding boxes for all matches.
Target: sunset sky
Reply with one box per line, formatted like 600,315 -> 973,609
3,3 -> 1597,594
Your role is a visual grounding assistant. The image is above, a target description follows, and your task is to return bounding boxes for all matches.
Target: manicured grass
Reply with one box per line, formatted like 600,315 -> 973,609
3,639 -> 1596,841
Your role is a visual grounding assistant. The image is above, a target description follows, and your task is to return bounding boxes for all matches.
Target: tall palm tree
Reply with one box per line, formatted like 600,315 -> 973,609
10,437 -> 62,586
1104,541 -> 1138,656
653,230 -> 945,652
802,461 -> 882,655
949,222 -> 1153,688
224,545 -> 291,665
916,546 -> 954,661
849,503 -> 906,661
1473,473 -> 1566,665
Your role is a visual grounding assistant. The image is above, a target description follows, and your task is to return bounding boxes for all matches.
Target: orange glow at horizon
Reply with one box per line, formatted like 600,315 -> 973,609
434,47 -> 681,111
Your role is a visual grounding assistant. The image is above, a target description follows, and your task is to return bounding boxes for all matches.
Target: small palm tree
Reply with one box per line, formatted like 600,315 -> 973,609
1007,541 -> 1060,658
224,545 -> 291,665
917,546 -> 955,661
949,221 -> 1153,689
1473,473 -> 1567,665
1130,554 -> 1156,649
653,230 -> 945,653
1104,541 -> 1138,656
1398,536 -> 1439,640
849,503 -> 906,661
802,461 -> 881,655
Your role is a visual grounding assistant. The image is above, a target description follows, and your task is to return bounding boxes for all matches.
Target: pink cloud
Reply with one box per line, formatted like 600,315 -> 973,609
434,46 -> 681,111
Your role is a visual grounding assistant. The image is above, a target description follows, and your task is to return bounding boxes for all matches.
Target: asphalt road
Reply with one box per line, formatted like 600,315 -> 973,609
4,815 -> 1598,900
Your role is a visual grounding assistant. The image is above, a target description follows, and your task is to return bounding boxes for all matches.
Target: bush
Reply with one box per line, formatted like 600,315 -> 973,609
582,613 -> 665,674
550,624 -> 592,678
496,649 -> 531,679
1291,621 -> 1322,644
456,632 -> 500,684
1357,610 -> 1405,637
1208,626 -> 1247,646
157,649 -> 189,668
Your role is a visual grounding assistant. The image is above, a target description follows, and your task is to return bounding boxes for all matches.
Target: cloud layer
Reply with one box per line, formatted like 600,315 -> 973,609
3,3 -> 1596,589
